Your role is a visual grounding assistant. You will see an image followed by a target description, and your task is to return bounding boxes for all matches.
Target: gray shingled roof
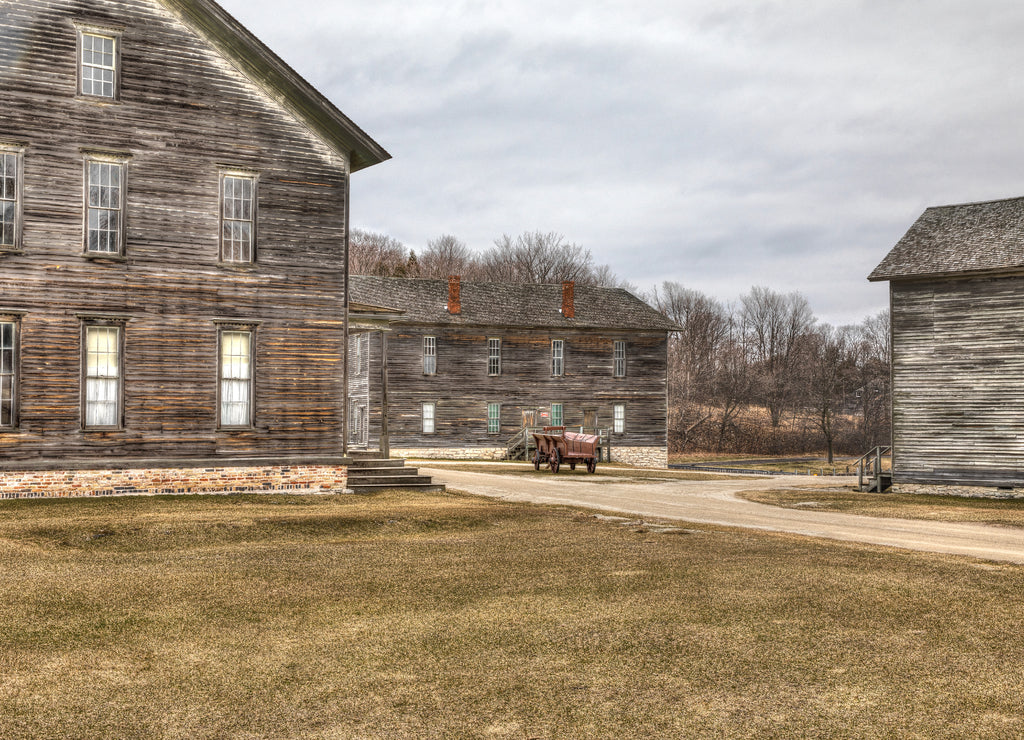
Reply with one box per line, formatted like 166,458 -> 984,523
348,276 -> 680,331
869,196 -> 1024,281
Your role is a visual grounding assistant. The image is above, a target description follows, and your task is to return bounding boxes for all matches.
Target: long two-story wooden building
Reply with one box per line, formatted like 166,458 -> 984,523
348,276 -> 678,468
0,0 -> 388,496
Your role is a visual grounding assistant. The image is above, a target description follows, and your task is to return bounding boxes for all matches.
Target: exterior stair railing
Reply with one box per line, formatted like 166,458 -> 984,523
856,446 -> 892,492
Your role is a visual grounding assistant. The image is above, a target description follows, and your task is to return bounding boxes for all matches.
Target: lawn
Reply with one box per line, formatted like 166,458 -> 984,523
743,488 -> 1024,528
2,490 -> 1024,738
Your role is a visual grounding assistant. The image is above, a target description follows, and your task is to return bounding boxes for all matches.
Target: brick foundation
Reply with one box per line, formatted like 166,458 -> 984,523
393,445 -> 669,469
0,462 -> 349,499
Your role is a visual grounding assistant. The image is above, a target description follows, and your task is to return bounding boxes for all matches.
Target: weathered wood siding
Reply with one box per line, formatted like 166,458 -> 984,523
364,325 -> 668,449
0,0 -> 349,462
891,276 -> 1024,486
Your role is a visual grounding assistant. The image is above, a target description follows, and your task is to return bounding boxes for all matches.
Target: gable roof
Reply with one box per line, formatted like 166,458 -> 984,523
162,0 -> 389,172
348,276 -> 681,332
869,196 -> 1024,282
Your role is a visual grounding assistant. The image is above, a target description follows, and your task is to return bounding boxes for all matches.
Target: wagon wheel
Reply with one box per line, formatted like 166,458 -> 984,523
533,450 -> 541,471
570,461 -> 577,471
549,449 -> 560,473
586,458 -> 597,474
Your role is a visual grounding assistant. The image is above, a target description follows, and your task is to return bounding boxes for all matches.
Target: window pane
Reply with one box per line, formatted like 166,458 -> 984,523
86,162 -> 122,254
423,403 -> 435,433
220,331 -> 251,425
221,175 -> 255,262
487,402 -> 500,433
0,321 -> 14,426
81,33 -> 116,99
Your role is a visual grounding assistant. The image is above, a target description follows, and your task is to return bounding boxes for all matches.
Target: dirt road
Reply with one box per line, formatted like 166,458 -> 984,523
422,466 -> 1024,564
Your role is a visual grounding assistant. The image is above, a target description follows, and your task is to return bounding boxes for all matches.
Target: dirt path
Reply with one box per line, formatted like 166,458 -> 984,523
422,467 -> 1024,564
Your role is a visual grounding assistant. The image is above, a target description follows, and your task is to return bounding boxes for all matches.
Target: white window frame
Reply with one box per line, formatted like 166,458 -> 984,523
0,147 -> 23,250
613,340 -> 626,378
84,155 -> 127,256
77,27 -> 121,100
220,171 -> 257,263
423,336 -> 436,375
551,402 -> 563,428
487,338 -> 501,376
0,319 -> 18,428
487,402 -> 501,434
613,403 -> 625,434
422,402 -> 436,434
219,328 -> 254,428
83,324 -> 123,429
551,339 -> 564,377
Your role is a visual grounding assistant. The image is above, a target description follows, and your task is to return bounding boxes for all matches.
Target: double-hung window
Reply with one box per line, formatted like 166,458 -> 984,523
84,325 -> 122,427
487,338 -> 501,376
423,336 -> 436,375
487,402 -> 501,434
85,156 -> 126,255
0,320 -> 17,427
0,148 -> 22,250
551,339 -> 564,377
613,403 -> 625,434
221,172 -> 256,263
219,329 -> 253,427
613,340 -> 626,378
422,402 -> 436,434
551,402 -> 563,428
78,29 -> 120,100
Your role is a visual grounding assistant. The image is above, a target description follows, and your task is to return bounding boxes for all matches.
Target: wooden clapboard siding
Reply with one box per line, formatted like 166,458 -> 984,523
891,276 -> 1024,486
0,0 -> 363,462
364,325 -> 669,449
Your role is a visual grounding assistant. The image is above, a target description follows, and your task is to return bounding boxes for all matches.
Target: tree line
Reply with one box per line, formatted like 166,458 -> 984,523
648,282 -> 890,461
350,229 -> 630,287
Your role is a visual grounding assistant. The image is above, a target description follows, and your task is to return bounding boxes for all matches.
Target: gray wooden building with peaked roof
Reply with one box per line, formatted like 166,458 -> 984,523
347,276 -> 678,468
0,0 -> 388,497
870,196 -> 1024,488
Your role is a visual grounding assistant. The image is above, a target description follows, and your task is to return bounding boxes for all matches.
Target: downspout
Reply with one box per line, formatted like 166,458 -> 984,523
342,157 -> 351,457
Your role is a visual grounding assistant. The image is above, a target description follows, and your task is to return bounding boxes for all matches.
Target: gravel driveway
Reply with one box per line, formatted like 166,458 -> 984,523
421,466 -> 1024,564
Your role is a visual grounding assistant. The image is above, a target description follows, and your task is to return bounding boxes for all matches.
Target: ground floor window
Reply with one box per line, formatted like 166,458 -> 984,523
0,320 -> 16,426
487,402 -> 501,434
422,402 -> 436,433
219,329 -> 253,427
551,402 -> 563,428
84,325 -> 122,427
613,403 -> 625,434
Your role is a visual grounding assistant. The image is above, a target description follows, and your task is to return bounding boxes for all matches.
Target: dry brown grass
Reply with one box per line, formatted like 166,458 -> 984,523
421,461 -> 744,482
2,490 -> 1024,738
743,489 -> 1024,528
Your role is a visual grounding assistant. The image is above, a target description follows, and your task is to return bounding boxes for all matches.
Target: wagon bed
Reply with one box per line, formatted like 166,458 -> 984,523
531,427 -> 599,473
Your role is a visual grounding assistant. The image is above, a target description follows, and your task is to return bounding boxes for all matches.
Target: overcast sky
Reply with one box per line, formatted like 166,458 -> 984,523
220,0 -> 1024,326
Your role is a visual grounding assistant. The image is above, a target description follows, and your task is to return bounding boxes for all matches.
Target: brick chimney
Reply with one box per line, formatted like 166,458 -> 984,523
561,280 -> 575,318
447,275 -> 461,314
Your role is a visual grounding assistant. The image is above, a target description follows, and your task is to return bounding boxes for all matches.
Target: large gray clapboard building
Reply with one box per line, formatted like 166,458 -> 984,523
870,196 -> 1024,488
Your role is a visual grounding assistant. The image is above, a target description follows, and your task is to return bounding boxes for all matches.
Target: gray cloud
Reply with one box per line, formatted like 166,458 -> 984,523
219,0 -> 1024,325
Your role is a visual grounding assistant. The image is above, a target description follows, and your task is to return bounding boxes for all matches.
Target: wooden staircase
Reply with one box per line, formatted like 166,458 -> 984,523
856,446 -> 892,492
347,452 -> 445,494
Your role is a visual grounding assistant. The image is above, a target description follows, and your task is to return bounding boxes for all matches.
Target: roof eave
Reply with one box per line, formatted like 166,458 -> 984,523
162,0 -> 391,172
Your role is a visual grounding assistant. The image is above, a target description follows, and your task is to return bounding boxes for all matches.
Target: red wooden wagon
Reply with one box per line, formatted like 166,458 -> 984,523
531,426 -> 599,473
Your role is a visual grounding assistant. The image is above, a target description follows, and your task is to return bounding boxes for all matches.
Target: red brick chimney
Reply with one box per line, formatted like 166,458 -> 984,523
561,280 -> 575,318
447,275 -> 461,314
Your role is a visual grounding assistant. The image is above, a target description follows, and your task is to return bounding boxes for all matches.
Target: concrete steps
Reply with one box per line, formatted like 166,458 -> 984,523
347,455 -> 445,494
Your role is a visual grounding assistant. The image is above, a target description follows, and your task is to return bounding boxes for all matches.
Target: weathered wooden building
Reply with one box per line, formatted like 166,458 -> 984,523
348,276 -> 678,468
869,196 -> 1024,488
0,0 -> 388,496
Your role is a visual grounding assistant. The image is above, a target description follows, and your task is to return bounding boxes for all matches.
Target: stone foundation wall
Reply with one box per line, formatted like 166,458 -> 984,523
894,483 -> 1024,499
0,463 -> 349,499
395,445 -> 669,469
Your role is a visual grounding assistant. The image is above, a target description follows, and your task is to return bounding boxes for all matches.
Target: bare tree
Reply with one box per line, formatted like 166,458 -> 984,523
480,231 -> 598,284
349,228 -> 410,276
418,234 -> 479,279
740,286 -> 816,427
853,310 -> 891,449
806,324 -> 858,464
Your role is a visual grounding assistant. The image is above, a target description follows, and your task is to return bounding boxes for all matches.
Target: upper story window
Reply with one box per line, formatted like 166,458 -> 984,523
0,149 -> 22,250
487,338 -> 501,376
351,333 -> 368,377
219,328 -> 254,427
83,324 -> 122,428
0,320 -> 18,428
551,339 -> 564,377
613,340 -> 626,378
78,28 -> 120,100
85,156 -> 126,255
220,172 -> 256,263
423,336 -> 436,375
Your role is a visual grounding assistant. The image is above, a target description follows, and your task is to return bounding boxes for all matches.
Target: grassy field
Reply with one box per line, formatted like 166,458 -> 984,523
743,488 -> 1024,528
2,490 -> 1024,738
417,461 -> 745,482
